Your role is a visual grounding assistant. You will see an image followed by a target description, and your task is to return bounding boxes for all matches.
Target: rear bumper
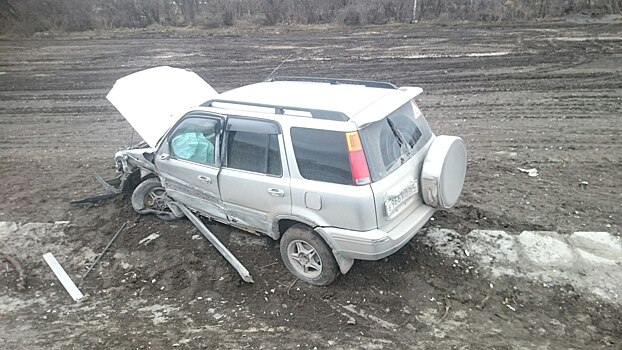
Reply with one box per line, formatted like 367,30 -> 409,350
316,205 -> 436,260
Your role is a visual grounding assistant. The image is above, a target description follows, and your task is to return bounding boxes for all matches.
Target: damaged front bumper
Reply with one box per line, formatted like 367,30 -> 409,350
70,143 -> 154,204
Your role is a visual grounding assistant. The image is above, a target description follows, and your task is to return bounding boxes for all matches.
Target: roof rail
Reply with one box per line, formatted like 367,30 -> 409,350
200,99 -> 348,121
266,76 -> 398,90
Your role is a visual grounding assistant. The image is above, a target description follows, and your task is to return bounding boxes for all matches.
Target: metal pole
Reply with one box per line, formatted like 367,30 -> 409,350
174,202 -> 254,283
412,0 -> 418,23
79,222 -> 127,286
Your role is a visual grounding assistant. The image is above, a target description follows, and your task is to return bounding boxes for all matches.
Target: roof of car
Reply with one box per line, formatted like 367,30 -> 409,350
213,80 -> 423,125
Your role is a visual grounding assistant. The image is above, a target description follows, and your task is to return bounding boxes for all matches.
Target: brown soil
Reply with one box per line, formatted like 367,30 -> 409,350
0,22 -> 620,349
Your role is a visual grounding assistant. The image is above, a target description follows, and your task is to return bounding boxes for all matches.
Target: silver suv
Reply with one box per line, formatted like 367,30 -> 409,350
108,67 -> 467,285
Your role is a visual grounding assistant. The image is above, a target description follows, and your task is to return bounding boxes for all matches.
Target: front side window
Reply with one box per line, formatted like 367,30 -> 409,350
169,117 -> 219,166
226,130 -> 282,176
360,101 -> 432,182
291,128 -> 352,185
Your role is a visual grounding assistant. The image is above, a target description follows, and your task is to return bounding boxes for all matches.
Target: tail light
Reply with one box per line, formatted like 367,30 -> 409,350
345,131 -> 371,186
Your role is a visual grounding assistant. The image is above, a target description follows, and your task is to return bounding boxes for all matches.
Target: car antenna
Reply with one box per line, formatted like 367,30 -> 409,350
266,53 -> 293,81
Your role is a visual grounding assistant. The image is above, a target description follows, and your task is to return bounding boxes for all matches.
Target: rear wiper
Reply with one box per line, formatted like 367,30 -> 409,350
386,118 -> 412,161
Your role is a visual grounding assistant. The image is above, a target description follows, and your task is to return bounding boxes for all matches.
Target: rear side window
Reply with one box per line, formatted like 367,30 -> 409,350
291,128 -> 352,185
226,131 -> 282,176
360,101 -> 432,182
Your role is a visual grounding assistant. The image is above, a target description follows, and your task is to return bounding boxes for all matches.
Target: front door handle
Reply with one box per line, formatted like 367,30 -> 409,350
197,175 -> 212,184
267,188 -> 285,197
159,153 -> 170,161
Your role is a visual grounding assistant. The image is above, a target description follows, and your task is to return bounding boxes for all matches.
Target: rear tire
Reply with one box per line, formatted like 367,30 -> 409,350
279,225 -> 339,286
131,178 -> 177,221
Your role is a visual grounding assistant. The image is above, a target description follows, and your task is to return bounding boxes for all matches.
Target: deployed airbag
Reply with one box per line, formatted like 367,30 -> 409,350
171,132 -> 215,164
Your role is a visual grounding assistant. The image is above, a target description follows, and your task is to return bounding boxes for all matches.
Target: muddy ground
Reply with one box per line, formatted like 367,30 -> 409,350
0,22 -> 620,349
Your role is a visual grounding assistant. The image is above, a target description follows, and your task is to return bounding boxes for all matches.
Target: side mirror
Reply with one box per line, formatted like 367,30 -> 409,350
143,152 -> 155,164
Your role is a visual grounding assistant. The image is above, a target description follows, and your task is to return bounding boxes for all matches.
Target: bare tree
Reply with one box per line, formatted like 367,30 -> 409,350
3,0 -> 622,35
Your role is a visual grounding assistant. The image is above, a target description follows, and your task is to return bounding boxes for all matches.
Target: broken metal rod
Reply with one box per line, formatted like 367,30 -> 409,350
79,222 -> 128,286
173,202 -> 254,283
70,192 -> 122,204
96,174 -> 122,194
70,174 -> 126,204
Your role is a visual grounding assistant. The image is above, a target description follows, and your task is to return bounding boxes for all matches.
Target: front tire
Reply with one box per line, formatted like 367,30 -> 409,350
131,178 -> 177,221
279,225 -> 339,286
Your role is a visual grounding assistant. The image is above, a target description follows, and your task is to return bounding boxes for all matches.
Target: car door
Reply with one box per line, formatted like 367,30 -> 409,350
155,112 -> 228,221
218,118 -> 290,234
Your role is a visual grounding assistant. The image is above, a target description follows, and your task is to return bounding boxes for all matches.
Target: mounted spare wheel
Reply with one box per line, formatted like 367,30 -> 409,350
421,136 -> 467,209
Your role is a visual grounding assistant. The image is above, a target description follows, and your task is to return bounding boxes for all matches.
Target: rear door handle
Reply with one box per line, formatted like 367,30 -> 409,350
267,188 -> 285,197
197,175 -> 212,184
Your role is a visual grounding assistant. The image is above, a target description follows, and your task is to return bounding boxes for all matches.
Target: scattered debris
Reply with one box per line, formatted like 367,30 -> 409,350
477,295 -> 490,309
506,304 -> 517,312
438,297 -> 451,323
42,252 -> 84,302
579,181 -> 589,189
0,252 -> 26,291
347,316 -> 357,325
287,278 -> 298,295
517,167 -> 538,177
79,222 -> 128,286
139,233 -> 160,246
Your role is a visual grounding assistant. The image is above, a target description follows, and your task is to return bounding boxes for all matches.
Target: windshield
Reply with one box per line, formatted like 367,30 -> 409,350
359,101 -> 432,182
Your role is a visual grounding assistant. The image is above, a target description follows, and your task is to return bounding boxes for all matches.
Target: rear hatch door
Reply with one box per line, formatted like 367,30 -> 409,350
360,101 -> 433,231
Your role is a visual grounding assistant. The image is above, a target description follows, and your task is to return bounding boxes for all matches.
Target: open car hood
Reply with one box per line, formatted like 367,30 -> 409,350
106,66 -> 218,147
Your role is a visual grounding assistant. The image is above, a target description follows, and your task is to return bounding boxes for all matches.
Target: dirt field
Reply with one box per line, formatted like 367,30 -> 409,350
0,22 -> 621,349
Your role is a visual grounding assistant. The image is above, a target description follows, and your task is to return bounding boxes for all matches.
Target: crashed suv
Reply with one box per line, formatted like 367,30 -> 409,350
108,66 -> 467,285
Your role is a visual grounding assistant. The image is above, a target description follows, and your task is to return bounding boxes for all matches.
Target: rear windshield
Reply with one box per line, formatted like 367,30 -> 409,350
360,101 -> 432,182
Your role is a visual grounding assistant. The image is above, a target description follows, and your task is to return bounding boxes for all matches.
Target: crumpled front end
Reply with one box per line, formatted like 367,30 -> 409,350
114,143 -> 156,177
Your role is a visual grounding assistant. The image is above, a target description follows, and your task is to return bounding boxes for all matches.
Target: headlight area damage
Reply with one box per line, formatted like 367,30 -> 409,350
71,67 -> 254,283
69,142 -> 148,206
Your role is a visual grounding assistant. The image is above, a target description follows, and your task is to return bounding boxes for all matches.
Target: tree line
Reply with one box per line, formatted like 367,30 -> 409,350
1,0 -> 620,34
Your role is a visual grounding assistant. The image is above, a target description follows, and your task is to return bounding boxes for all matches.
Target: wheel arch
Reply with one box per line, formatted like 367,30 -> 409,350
273,217 -> 355,275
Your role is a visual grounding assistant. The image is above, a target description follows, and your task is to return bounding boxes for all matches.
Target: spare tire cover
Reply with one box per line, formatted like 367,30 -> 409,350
421,136 -> 467,209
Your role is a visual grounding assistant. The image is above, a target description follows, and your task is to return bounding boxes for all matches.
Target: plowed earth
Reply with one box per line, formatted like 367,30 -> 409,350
0,22 -> 620,349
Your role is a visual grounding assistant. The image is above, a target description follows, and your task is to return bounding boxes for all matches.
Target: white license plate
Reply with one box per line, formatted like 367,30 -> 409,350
385,180 -> 419,218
